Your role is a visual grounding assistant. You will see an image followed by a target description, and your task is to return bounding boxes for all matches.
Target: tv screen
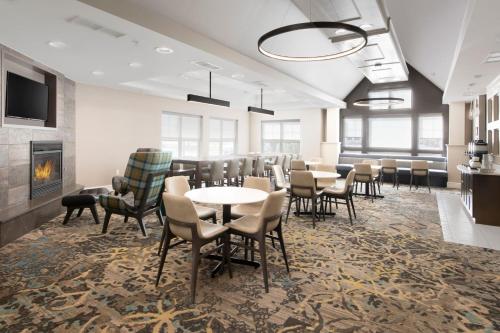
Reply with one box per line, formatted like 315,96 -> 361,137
5,72 -> 49,121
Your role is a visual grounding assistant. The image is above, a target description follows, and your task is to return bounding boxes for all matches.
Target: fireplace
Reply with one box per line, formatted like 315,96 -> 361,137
30,141 -> 63,199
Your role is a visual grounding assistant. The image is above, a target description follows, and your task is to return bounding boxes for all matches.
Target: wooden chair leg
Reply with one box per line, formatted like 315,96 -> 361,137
350,195 -> 357,219
77,208 -> 84,217
346,197 -> 353,225
156,210 -> 164,226
410,174 -> 413,190
270,231 -> 276,249
62,208 -> 75,225
155,230 -> 173,286
258,239 -> 269,293
90,205 -> 100,224
124,216 -> 129,223
285,196 -> 293,224
223,233 -> 232,278
427,174 -> 431,193
102,211 -> 112,233
137,217 -> 147,237
190,243 -> 201,303
276,224 -> 290,273
311,198 -> 316,228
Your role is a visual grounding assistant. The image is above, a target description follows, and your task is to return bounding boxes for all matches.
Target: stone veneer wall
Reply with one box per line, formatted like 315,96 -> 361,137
0,44 -> 76,209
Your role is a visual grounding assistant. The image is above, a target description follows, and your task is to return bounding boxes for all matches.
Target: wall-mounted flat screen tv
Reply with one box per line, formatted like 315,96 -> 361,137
5,71 -> 49,121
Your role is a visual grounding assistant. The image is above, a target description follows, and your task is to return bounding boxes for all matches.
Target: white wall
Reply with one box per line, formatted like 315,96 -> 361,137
447,102 -> 467,188
76,84 -> 249,187
249,108 -> 322,159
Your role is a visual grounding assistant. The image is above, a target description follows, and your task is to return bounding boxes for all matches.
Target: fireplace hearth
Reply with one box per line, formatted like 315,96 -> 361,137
31,141 -> 63,199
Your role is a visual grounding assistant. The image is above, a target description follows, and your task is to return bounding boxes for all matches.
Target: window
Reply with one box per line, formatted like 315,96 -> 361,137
262,120 -> 300,154
209,118 -> 237,157
343,118 -> 362,147
369,117 -> 412,149
368,89 -> 412,110
418,114 -> 443,150
161,112 -> 201,158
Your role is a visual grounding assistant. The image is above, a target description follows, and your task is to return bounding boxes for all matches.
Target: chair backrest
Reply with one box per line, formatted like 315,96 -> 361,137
290,170 -> 316,198
259,189 -> 286,232
291,160 -> 306,171
123,151 -> 172,207
272,165 -> 287,189
240,157 -> 253,176
381,159 -> 397,168
411,160 -> 429,176
353,163 -> 372,182
209,160 -> 225,181
254,157 -> 265,175
276,155 -> 285,168
283,155 -> 291,170
243,176 -> 271,193
163,193 -> 201,240
362,159 -> 379,166
315,164 -> 336,172
296,154 -> 302,160
227,159 -> 240,178
345,170 -> 356,190
165,176 -> 190,196
311,157 -> 323,163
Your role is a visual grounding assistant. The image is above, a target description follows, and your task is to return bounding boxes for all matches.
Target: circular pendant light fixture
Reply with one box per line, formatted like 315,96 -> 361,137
258,21 -> 368,62
353,97 -> 405,107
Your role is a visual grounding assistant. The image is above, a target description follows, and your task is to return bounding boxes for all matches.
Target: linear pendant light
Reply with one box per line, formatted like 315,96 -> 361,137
248,88 -> 275,115
187,71 -> 230,107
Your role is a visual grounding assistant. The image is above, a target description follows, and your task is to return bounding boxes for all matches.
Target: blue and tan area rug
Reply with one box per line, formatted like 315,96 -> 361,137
0,185 -> 498,332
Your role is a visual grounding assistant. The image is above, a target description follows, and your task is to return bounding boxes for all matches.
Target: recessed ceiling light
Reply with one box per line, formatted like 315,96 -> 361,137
48,41 -> 67,49
91,70 -> 104,76
335,28 -> 347,35
129,62 -> 143,68
231,73 -> 245,79
360,24 -> 372,30
155,46 -> 173,54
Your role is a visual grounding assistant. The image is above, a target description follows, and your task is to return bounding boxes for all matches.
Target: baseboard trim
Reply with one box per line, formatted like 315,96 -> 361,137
447,182 -> 461,189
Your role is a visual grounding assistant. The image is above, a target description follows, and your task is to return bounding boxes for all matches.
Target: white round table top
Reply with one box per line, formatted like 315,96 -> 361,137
310,171 -> 341,179
185,186 -> 269,205
304,160 -> 321,165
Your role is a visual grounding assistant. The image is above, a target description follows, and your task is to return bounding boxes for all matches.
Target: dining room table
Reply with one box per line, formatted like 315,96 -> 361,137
185,186 -> 269,276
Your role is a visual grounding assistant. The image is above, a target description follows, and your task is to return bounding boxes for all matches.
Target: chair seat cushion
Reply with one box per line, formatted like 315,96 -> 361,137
230,203 -> 262,219
62,194 -> 96,207
323,186 -> 346,196
99,191 -> 135,211
227,215 -> 260,234
199,220 -> 228,240
195,205 -> 217,219
80,187 -> 110,197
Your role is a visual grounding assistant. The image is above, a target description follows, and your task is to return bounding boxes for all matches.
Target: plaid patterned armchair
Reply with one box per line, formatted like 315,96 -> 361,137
100,151 -> 172,236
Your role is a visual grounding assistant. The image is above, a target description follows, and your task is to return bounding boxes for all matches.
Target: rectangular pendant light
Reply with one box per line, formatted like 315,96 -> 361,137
247,88 -> 275,115
186,71 -> 230,108
247,106 -> 274,115
187,94 -> 230,107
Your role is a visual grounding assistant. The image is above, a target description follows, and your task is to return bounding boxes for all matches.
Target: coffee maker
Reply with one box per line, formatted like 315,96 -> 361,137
466,140 -> 489,162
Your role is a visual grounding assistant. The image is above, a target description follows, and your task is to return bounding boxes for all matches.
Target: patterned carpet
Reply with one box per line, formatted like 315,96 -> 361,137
0,185 -> 499,332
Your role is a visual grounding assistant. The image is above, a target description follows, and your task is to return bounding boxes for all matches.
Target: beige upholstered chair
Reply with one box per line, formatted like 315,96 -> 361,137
354,163 -> 376,202
275,155 -> 285,169
253,157 -> 265,177
264,156 -> 277,177
410,160 -> 431,192
158,176 -> 217,254
283,155 -> 292,175
239,157 -> 253,185
225,159 -> 240,186
272,165 -> 290,191
156,193 -> 230,303
290,159 -> 306,171
227,190 -> 289,292
201,160 -> 225,186
315,164 -> 337,189
231,177 -> 271,219
362,159 -> 381,194
322,170 -> 356,224
381,159 -> 399,188
286,171 -> 324,228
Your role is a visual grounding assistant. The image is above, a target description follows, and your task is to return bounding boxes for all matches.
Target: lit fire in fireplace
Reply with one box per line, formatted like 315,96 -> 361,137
34,160 -> 54,181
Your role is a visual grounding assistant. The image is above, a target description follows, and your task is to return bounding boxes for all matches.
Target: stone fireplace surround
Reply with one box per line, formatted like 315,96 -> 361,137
0,44 -> 78,247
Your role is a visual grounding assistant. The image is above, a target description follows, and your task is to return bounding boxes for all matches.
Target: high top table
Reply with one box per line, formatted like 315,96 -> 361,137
185,186 -> 269,276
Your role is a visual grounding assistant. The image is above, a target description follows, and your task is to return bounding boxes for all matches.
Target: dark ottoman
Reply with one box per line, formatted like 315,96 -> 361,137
61,187 -> 109,225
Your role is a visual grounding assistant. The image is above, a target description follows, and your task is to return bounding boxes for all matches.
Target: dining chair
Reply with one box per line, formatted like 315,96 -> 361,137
275,155 -> 285,169
410,160 -> 431,193
362,159 -> 381,194
286,170 -> 324,228
282,155 -> 292,176
322,170 -> 356,224
314,164 -> 337,189
225,159 -> 240,186
272,165 -> 290,191
226,189 -> 289,292
290,159 -> 306,171
381,159 -> 399,189
156,193 -> 231,303
253,157 -> 265,177
239,157 -> 253,185
264,155 -> 277,178
231,176 -> 271,219
158,176 -> 217,255
201,160 -> 225,186
353,163 -> 376,202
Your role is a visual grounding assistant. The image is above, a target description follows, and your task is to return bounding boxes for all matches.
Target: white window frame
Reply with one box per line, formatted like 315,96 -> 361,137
209,117 -> 238,157
261,120 -> 301,154
161,111 -> 202,158
418,113 -> 444,151
368,116 -> 413,150
342,117 -> 363,148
